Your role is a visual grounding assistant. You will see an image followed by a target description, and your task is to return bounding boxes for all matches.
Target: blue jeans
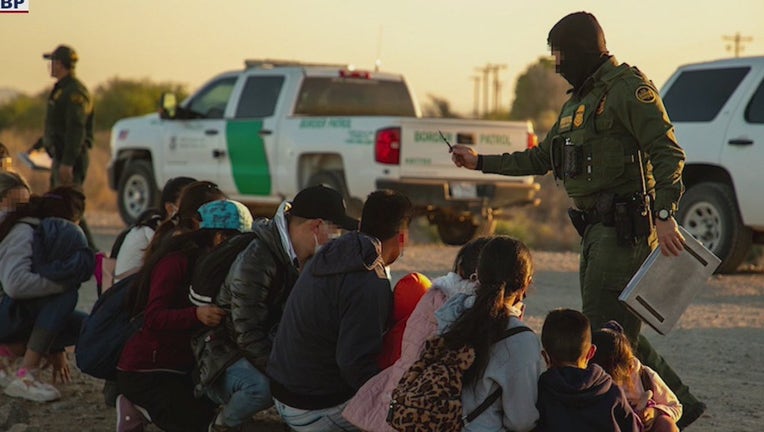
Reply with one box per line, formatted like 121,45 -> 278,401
0,290 -> 86,353
206,358 -> 272,427
273,399 -> 359,432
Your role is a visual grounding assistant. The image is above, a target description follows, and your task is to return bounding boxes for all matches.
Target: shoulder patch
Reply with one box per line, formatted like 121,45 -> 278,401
71,93 -> 85,105
635,86 -> 656,104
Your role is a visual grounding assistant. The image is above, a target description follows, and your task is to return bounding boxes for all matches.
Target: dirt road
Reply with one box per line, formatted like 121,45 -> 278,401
1,229 -> 762,431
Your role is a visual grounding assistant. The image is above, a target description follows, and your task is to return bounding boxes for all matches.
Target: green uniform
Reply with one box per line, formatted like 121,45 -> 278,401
481,57 -> 697,406
44,73 -> 96,248
44,73 -> 94,187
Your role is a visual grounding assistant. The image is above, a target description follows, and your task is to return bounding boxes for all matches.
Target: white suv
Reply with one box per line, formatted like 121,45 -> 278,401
661,56 -> 764,272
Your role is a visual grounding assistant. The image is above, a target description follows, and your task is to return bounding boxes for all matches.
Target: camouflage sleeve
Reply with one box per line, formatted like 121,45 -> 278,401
480,120 -> 558,176
62,90 -> 91,166
612,79 -> 685,214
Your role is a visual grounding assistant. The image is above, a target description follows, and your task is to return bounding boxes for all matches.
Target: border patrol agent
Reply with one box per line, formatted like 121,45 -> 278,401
451,11 -> 705,429
38,44 -> 96,248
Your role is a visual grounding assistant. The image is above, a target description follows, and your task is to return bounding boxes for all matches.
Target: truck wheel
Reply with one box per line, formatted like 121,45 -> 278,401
306,171 -> 362,218
117,160 -> 159,225
677,182 -> 752,273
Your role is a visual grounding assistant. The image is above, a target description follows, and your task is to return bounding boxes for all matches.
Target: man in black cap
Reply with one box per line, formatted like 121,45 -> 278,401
267,189 -> 412,432
451,11 -> 705,429
37,44 -> 96,247
189,185 -> 359,431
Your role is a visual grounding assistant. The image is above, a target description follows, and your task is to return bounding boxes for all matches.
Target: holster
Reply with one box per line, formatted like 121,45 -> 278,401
567,208 -> 588,237
613,193 -> 653,246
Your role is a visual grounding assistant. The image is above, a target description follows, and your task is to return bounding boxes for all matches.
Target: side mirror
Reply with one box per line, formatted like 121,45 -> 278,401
159,92 -> 178,119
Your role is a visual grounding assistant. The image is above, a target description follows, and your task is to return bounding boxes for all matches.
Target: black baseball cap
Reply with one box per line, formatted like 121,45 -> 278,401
43,45 -> 78,67
290,185 -> 359,231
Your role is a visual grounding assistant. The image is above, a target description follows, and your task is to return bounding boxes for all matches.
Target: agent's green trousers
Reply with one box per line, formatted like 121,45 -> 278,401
580,223 -> 701,409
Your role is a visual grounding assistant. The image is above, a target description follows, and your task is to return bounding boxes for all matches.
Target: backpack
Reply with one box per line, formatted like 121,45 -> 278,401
188,231 -> 258,306
75,274 -> 143,380
387,326 -> 533,432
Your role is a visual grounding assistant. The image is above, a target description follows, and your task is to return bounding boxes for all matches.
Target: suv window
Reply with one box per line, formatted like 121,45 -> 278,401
745,78 -> 764,124
187,76 -> 237,119
294,77 -> 416,117
235,76 -> 284,118
663,67 -> 750,122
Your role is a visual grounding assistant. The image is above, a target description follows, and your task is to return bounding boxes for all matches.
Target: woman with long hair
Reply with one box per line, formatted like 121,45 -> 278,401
116,199 -> 253,432
141,181 -> 226,261
436,236 -> 545,432
0,186 -> 92,402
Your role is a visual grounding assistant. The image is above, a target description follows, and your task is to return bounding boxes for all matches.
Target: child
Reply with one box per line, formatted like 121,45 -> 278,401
592,322 -> 682,432
537,308 -> 642,432
378,272 -> 431,369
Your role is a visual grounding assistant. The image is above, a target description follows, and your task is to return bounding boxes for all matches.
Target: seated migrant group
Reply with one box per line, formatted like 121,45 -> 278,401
0,168 -> 685,432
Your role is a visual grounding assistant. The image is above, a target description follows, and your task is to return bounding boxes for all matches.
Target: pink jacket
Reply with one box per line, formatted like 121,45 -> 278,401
343,273 -> 476,432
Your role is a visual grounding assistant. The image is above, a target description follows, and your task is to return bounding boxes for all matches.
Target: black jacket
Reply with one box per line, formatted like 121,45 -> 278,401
267,231 -> 392,410
537,364 -> 643,432
194,218 -> 298,389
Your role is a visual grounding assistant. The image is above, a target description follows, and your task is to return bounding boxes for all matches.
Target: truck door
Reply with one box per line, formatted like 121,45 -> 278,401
220,75 -> 285,198
162,75 -> 237,187
720,67 -> 764,225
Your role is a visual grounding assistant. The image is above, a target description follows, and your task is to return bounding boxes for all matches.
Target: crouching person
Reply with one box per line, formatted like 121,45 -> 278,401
116,200 -> 252,432
197,185 -> 358,431
267,190 -> 412,432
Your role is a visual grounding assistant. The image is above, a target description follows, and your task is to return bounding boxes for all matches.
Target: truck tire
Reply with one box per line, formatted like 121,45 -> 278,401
677,182 -> 751,273
306,171 -> 362,218
117,160 -> 159,225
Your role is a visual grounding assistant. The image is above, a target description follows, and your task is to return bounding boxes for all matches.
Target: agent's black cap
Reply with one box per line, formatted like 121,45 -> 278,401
290,185 -> 358,231
43,45 -> 78,67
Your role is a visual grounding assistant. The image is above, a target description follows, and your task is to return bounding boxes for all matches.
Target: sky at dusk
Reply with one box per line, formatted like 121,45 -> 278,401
1,0 -> 762,115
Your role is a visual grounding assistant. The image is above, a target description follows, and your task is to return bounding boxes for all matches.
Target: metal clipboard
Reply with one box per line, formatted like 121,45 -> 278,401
618,226 -> 720,335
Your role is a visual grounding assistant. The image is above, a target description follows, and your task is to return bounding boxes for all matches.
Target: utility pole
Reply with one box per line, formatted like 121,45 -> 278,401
490,64 -> 507,112
471,75 -> 481,118
476,64 -> 492,116
723,32 -> 753,57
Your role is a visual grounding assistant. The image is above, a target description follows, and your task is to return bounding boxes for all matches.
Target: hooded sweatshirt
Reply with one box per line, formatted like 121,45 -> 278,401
537,364 -> 643,432
436,293 -> 545,432
267,231 -> 393,410
343,272 -> 478,432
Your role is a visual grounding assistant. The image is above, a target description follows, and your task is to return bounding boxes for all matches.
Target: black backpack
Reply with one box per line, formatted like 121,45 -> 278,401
76,274 -> 143,380
188,231 -> 258,306
110,209 -> 163,259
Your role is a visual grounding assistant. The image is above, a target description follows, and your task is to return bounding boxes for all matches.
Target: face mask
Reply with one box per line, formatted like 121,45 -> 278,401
313,232 -> 323,255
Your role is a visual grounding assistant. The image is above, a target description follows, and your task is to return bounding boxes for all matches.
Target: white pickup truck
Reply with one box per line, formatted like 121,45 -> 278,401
108,60 -> 539,245
661,56 -> 764,272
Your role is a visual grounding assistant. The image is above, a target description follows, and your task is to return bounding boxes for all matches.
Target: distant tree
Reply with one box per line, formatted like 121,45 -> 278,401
509,56 -> 569,138
0,90 -> 47,131
421,94 -> 461,118
94,78 -> 187,130
0,77 -> 188,133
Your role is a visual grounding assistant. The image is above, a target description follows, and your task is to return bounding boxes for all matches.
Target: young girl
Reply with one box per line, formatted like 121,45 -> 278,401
591,321 -> 682,432
343,237 -> 490,432
0,186 -> 92,402
436,236 -> 545,432
115,199 -> 252,432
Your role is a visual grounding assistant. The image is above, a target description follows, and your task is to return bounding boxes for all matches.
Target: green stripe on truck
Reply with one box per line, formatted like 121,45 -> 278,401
226,120 -> 271,195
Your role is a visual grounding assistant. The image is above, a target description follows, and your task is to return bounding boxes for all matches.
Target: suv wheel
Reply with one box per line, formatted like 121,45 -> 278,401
677,182 -> 752,273
306,170 -> 362,219
117,160 -> 159,225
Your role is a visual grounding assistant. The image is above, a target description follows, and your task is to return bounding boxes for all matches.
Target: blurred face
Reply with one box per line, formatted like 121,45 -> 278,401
552,49 -> 563,74
0,187 -> 31,212
1,156 -> 11,170
49,59 -> 68,79
316,219 -> 342,245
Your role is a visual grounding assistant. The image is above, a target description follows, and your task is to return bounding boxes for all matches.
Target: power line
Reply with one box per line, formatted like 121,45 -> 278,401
723,32 -> 753,57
